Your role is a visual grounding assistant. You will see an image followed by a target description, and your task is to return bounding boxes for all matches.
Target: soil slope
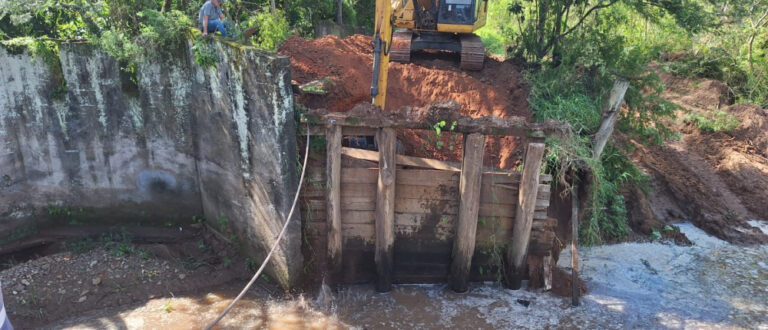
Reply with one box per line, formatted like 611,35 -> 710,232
629,69 -> 768,244
279,34 -> 531,169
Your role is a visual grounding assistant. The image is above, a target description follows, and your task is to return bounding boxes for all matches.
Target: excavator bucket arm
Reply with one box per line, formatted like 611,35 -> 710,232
371,0 -> 394,108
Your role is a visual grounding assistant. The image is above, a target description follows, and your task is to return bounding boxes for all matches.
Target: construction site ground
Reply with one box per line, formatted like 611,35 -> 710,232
1,34 -> 767,327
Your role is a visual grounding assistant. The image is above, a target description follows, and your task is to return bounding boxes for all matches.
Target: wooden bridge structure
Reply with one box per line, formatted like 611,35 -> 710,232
301,101 -> 570,292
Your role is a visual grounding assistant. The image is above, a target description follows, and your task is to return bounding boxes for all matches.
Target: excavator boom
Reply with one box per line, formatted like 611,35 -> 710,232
371,0 -> 394,108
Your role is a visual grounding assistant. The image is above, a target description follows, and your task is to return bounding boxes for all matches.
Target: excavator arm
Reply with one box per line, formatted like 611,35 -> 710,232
371,0 -> 394,108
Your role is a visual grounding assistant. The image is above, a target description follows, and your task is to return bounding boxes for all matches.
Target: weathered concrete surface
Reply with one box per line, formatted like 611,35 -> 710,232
0,40 -> 302,288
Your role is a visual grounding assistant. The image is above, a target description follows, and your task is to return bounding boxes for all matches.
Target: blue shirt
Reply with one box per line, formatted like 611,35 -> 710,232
198,1 -> 224,29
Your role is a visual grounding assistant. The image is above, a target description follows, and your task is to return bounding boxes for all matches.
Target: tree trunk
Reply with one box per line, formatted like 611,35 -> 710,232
270,0 -> 276,13
161,0 -> 172,13
337,0 -> 344,24
592,78 -> 630,159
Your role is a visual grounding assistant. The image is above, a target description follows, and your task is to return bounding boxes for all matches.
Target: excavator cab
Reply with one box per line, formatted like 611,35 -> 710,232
390,0 -> 488,70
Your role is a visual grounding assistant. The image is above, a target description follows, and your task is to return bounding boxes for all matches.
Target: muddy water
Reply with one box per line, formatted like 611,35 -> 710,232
53,222 -> 768,329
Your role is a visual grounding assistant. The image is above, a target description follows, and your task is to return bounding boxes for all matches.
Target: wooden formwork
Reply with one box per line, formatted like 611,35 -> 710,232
300,102 -> 570,292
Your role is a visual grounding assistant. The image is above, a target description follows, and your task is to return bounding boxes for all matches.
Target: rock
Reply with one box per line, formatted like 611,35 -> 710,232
92,277 -> 102,286
178,274 -> 186,280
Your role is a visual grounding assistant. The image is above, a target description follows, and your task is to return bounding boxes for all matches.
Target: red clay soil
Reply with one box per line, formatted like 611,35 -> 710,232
627,70 -> 768,244
279,34 -> 531,169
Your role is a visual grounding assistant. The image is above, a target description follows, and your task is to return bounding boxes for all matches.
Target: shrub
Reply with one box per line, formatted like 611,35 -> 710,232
683,110 -> 740,133
247,9 -> 291,51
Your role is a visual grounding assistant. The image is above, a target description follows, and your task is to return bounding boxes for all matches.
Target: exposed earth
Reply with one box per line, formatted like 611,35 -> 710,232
626,65 -> 768,245
279,34 -> 532,169
2,35 -> 768,328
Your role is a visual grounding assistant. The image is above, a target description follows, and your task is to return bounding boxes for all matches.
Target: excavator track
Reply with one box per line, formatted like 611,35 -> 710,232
459,34 -> 485,71
390,30 -> 413,63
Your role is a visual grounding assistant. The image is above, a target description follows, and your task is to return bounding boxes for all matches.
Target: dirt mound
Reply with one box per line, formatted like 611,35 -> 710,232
279,34 -> 531,168
279,34 -> 529,116
628,72 -> 768,244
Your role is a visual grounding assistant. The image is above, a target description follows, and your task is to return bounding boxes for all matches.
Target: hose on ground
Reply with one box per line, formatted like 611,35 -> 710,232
204,123 -> 311,330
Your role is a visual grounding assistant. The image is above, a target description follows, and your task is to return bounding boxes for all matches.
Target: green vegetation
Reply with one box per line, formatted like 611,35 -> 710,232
477,0 -> 766,244
684,110 -> 740,133
65,228 -> 137,255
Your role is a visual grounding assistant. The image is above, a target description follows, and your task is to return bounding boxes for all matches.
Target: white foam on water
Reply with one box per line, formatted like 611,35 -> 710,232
748,220 -> 768,236
328,222 -> 768,328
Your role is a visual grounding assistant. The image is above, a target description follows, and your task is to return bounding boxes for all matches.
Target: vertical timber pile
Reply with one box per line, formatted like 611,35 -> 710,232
449,133 -> 486,293
375,128 -> 397,292
326,125 -> 343,285
505,140 -> 546,289
571,177 -> 581,306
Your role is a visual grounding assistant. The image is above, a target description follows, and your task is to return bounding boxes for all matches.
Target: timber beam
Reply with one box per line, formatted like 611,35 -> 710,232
301,101 -> 572,138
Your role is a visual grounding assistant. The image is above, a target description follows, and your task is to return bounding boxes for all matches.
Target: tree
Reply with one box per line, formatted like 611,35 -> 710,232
337,0 -> 343,24
505,0 -> 712,63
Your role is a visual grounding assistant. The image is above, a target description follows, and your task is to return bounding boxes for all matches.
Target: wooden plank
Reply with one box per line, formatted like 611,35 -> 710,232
505,142 -> 546,289
309,223 -> 375,240
344,183 -> 459,201
341,199 -> 376,211
303,104 -> 571,138
478,203 -> 515,217
342,147 -> 528,175
375,128 -> 396,292
340,168 -> 462,186
395,199 -> 459,214
343,126 -> 378,136
326,125 -> 343,283
394,213 -> 457,240
397,169 -> 459,186
450,133 -> 485,293
396,184 -> 459,201
571,177 -> 581,306
306,125 -> 378,136
483,172 -> 521,183
341,210 -> 376,224
341,168 -> 379,184
340,183 -> 378,197
342,147 -> 462,171
480,188 -> 517,205
543,255 -> 553,291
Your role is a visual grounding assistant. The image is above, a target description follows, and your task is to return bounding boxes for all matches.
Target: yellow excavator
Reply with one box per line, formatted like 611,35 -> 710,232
371,0 -> 488,108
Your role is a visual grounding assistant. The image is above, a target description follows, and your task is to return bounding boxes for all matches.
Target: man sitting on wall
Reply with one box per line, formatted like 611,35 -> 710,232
198,0 -> 230,37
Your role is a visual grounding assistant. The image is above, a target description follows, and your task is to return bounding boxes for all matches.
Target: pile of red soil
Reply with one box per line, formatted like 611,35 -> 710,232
279,34 -> 531,168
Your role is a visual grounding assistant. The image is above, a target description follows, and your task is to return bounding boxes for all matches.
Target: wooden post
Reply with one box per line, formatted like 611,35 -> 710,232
375,128 -> 396,292
449,133 -> 486,293
571,178 -> 581,306
592,78 -> 629,159
543,254 -> 552,291
326,125 -> 342,284
505,142 -> 546,289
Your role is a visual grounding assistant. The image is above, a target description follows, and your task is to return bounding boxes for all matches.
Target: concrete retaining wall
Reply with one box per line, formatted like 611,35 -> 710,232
0,40 -> 302,288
